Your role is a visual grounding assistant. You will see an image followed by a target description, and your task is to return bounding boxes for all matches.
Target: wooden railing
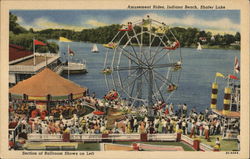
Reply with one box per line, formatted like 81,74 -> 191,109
28,134 -> 63,142
28,133 -> 176,142
53,64 -> 64,74
181,135 -> 214,151
9,65 -> 35,72
34,53 -> 58,57
148,133 -> 176,141
9,55 -> 60,73
200,142 -> 214,151
109,134 -> 141,141
181,135 -> 194,145
27,133 -> 215,151
70,134 -> 102,142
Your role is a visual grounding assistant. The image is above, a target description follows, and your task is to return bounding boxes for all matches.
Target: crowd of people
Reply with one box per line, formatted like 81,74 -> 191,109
9,91 -> 240,141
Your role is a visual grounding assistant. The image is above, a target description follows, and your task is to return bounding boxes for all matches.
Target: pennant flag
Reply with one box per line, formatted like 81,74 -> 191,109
216,72 -> 225,78
228,74 -> 238,80
34,39 -> 46,46
59,37 -> 72,42
234,56 -> 240,74
68,48 -> 75,56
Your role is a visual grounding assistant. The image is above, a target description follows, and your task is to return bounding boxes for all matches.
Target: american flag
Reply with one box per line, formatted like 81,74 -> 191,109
68,48 -> 75,56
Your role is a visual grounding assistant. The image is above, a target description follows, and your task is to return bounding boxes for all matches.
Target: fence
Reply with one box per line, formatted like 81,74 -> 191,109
27,133 -> 214,151
200,142 -> 214,151
28,133 -> 176,142
109,134 -> 141,141
181,135 -> 194,145
28,134 -> 63,142
9,55 -> 60,73
181,135 -> 214,151
148,133 -> 176,141
70,134 -> 102,142
34,53 -> 58,57
53,64 -> 64,74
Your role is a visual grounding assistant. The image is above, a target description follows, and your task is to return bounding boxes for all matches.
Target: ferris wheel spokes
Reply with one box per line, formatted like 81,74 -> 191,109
142,71 -> 163,102
117,46 -> 144,66
121,69 -> 147,91
111,32 -> 127,69
152,69 -> 173,86
125,32 -> 141,61
103,15 -> 183,115
152,51 -> 173,67
150,49 -> 170,66
130,29 -> 151,66
152,70 -> 176,101
152,73 -> 165,102
125,32 -> 151,66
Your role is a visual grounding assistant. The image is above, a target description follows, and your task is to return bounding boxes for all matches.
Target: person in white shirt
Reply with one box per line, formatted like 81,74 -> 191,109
215,137 -> 220,149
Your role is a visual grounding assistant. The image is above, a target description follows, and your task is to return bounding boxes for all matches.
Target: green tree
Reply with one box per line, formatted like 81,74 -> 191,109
9,12 -> 27,34
223,34 -> 235,45
234,32 -> 240,41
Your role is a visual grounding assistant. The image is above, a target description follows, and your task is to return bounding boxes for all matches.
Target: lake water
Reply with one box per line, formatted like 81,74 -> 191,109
58,41 -> 240,112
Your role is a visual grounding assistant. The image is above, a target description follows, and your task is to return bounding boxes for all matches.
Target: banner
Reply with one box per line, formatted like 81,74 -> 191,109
34,39 -> 46,46
216,72 -> 225,78
59,37 -> 72,42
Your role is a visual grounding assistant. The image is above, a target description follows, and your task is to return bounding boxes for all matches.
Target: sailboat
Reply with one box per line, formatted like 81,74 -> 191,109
91,44 -> 99,53
197,42 -> 202,51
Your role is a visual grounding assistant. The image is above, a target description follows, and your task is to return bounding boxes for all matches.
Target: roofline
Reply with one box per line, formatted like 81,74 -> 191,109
9,54 -> 34,65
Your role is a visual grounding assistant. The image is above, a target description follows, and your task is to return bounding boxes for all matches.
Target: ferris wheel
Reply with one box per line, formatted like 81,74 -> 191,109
102,15 -> 182,115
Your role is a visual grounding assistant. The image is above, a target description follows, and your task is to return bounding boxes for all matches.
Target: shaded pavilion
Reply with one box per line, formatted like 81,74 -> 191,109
9,68 -> 87,110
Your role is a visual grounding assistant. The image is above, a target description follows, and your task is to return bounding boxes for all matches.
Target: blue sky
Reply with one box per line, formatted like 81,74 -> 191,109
11,10 -> 240,34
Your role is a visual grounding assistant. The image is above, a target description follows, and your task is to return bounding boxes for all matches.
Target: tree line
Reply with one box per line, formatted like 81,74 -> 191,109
9,12 -> 59,53
10,12 -> 240,52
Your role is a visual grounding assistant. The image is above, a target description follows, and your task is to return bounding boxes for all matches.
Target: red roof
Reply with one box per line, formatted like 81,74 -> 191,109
9,44 -> 33,62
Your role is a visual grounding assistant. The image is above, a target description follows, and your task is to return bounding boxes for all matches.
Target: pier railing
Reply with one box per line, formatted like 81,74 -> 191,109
34,53 -> 58,57
53,63 -> 64,74
9,65 -> 35,72
10,55 -> 60,73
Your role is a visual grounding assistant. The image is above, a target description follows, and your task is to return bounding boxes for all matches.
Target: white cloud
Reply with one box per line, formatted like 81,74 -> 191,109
17,16 -> 24,24
18,17 -> 85,31
121,13 -> 240,34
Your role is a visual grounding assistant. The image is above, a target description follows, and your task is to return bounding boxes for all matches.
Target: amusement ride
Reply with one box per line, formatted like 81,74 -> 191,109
103,15 -> 183,116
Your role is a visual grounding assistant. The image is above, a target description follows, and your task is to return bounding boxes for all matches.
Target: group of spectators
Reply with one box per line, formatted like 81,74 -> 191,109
9,91 -> 240,141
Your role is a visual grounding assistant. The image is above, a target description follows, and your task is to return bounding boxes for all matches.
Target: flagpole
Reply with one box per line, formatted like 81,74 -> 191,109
33,38 -> 36,66
68,44 -> 70,79
45,51 -> 49,67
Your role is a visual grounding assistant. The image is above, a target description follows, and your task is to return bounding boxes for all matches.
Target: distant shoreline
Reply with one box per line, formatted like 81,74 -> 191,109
50,39 -> 240,51
183,44 -> 240,50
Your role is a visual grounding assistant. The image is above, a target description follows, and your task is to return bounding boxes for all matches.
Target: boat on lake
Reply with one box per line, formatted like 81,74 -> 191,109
63,59 -> 87,74
91,44 -> 99,53
197,42 -> 202,51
